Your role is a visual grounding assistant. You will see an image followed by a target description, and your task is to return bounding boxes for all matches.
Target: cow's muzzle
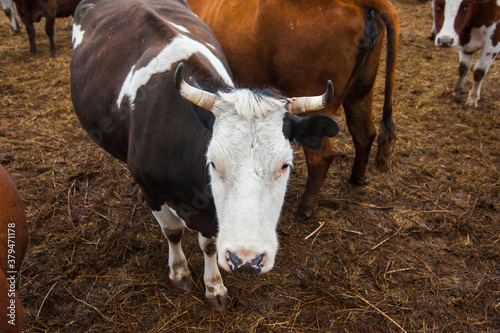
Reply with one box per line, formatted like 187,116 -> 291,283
226,251 -> 266,274
436,36 -> 454,48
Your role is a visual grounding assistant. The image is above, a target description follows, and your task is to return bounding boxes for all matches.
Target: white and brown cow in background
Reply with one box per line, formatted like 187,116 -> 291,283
432,0 -> 500,107
70,0 -> 340,310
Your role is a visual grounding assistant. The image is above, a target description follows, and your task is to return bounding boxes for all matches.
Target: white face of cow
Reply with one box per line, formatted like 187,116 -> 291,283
433,0 -> 463,47
207,90 -> 293,274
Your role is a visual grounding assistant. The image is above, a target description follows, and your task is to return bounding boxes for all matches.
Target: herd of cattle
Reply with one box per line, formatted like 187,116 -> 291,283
1,0 -> 499,328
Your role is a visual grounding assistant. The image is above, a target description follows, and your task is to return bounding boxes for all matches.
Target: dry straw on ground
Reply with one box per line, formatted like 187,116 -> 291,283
0,1 -> 499,332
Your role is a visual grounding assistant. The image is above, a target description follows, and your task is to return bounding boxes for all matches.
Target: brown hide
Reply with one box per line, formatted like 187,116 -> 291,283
0,165 -> 28,332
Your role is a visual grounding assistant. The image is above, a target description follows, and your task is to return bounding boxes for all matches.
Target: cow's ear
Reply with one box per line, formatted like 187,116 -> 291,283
283,114 -> 340,149
193,105 -> 215,131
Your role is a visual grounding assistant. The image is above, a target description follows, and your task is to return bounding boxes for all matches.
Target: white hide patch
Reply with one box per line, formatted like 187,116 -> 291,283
206,43 -> 217,51
459,24 -> 500,53
152,203 -> 187,230
116,34 -> 234,108
72,24 -> 85,49
168,22 -> 190,33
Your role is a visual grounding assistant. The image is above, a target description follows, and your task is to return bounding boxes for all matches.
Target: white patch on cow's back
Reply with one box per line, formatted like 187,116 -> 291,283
169,22 -> 190,33
206,43 -> 217,51
117,34 -> 233,108
72,24 -> 85,49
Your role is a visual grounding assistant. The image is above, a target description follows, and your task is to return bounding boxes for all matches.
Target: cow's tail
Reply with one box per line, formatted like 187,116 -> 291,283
374,1 -> 399,172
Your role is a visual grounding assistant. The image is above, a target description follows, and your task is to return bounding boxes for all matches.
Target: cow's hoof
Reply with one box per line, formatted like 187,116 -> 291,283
294,208 -> 314,221
465,99 -> 478,108
50,51 -> 58,58
349,177 -> 367,186
170,276 -> 194,293
206,294 -> 230,311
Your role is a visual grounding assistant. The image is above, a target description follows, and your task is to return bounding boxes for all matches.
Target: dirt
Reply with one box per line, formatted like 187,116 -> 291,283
0,1 -> 499,332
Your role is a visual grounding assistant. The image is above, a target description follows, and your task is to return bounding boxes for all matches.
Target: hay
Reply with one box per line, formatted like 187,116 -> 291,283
0,2 -> 499,331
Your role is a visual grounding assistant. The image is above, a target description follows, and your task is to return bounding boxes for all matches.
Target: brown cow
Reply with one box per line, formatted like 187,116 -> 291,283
13,0 -> 80,57
0,165 -> 28,332
187,0 -> 400,219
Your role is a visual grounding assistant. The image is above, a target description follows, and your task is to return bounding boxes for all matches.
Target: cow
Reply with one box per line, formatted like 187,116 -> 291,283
13,0 -> 81,57
187,0 -> 400,220
0,165 -> 28,333
1,0 -> 21,33
70,0 -> 340,310
432,0 -> 500,108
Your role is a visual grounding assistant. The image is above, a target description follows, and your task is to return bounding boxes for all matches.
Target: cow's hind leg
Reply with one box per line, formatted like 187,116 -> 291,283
45,16 -> 57,58
296,139 -> 335,220
454,51 -> 473,103
20,15 -> 36,56
198,233 -> 229,311
152,204 -> 193,292
465,48 -> 498,108
343,93 -> 377,186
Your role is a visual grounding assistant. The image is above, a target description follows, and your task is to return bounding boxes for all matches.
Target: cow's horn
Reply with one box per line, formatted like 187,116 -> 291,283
175,63 -> 217,111
286,80 -> 334,113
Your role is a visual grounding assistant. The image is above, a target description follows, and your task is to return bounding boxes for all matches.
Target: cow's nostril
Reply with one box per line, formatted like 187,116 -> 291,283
228,251 -> 242,268
251,253 -> 264,267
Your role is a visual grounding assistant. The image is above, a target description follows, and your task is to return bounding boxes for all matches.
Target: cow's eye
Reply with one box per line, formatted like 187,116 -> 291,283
209,161 -> 216,170
280,162 -> 293,174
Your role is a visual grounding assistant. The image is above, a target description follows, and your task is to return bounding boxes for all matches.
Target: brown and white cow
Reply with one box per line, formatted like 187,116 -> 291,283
13,0 -> 80,57
1,0 -> 21,33
0,165 -> 28,333
187,0 -> 400,220
70,0 -> 340,310
433,0 -> 500,107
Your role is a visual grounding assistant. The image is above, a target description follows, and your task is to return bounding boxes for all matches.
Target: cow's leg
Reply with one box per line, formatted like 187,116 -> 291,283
152,204 -> 193,292
454,51 -> 473,103
45,16 -> 57,58
198,233 -> 229,311
465,49 -> 498,108
20,15 -> 36,56
296,139 -> 335,220
343,94 -> 377,186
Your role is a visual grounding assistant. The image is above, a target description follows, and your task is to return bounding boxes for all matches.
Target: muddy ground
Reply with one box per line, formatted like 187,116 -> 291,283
0,1 -> 499,332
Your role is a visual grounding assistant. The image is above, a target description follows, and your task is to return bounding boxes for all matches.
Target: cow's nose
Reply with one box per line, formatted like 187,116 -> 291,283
226,251 -> 265,274
437,36 -> 454,47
